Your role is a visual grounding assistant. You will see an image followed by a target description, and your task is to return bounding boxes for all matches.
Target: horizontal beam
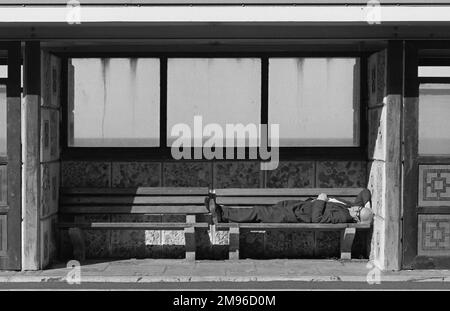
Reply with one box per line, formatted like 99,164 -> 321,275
59,222 -> 209,230
61,187 -> 209,195
215,222 -> 371,230
61,196 -> 208,205
3,0 -> 450,5
3,6 -> 450,23
214,188 -> 363,196
59,205 -> 210,214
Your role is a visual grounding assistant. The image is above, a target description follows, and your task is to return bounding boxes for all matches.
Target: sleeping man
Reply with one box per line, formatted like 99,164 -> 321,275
210,188 -> 374,224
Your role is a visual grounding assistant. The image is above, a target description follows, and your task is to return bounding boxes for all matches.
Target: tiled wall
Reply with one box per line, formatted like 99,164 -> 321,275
40,51 -> 61,268
418,165 -> 450,256
60,160 -> 368,259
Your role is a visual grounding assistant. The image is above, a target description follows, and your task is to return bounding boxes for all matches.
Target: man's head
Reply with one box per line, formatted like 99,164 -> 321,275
349,202 -> 373,223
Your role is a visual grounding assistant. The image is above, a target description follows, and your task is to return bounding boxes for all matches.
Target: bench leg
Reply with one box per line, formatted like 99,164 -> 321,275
340,227 -> 356,260
184,226 -> 196,261
229,226 -> 240,260
68,228 -> 86,262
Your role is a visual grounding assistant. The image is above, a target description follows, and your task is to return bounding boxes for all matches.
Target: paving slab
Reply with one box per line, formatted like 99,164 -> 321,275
1,259 -> 450,284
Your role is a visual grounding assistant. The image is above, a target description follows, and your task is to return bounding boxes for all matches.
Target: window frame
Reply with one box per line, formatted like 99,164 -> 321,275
60,51 -> 368,161
417,58 -> 450,158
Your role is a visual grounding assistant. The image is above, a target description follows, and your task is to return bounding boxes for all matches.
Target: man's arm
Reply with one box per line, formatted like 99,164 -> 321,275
311,193 -> 327,223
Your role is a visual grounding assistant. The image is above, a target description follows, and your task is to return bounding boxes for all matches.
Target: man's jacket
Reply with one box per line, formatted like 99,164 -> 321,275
275,199 -> 355,224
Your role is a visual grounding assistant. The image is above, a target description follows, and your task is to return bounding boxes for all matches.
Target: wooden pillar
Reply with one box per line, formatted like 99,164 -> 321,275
402,42 -> 419,269
383,41 -> 403,271
22,41 -> 41,270
0,42 -> 22,270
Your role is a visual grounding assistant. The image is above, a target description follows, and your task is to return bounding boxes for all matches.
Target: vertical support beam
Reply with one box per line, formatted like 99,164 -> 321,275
340,227 -> 356,260
0,42 -> 22,270
402,41 -> 419,269
184,214 -> 196,261
22,41 -> 41,270
229,225 -> 240,260
383,41 -> 403,271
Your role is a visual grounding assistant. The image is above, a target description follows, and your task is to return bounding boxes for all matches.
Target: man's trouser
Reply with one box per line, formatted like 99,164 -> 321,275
221,204 -> 298,223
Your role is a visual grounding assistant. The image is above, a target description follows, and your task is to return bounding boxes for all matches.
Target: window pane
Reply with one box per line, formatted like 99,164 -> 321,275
268,58 -> 360,147
0,85 -> 6,156
419,83 -> 450,155
419,66 -> 450,77
69,58 -> 160,147
0,65 -> 6,78
167,58 -> 261,146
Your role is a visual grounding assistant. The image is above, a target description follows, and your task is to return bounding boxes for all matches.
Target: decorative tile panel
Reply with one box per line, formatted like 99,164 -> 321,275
419,165 -> 450,207
110,214 -> 162,258
41,51 -> 51,108
367,160 -> 385,217
418,215 -> 450,256
51,55 -> 61,108
240,230 -> 265,258
62,161 -> 111,188
264,230 -> 314,258
315,231 -> 340,258
41,163 -> 51,218
368,50 -> 386,108
0,215 -> 6,256
41,52 -> 61,108
50,109 -> 59,158
40,216 -> 57,268
0,165 -> 6,205
266,161 -> 315,188
376,51 -> 386,105
41,162 -> 60,218
316,161 -> 367,188
75,215 -> 111,258
163,162 -> 211,187
370,216 -> 384,264
368,106 -> 386,161
40,108 -> 51,161
40,108 -> 60,162
214,161 -> 261,188
112,162 -> 161,188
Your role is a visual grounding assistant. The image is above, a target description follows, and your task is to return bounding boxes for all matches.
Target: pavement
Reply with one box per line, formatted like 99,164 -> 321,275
1,258 -> 450,289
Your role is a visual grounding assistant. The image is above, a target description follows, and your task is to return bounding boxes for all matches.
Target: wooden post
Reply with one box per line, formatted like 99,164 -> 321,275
229,225 -> 240,260
340,227 -> 356,260
383,41 -> 403,271
184,214 -> 196,261
22,41 -> 41,270
0,42 -> 22,270
402,41 -> 419,269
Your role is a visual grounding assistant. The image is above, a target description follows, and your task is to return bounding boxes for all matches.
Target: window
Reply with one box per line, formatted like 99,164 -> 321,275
419,83 -> 450,155
0,65 -> 6,78
268,58 -> 360,146
68,58 -> 160,147
0,85 -> 5,156
64,54 -> 365,159
167,58 -> 261,146
418,66 -> 450,77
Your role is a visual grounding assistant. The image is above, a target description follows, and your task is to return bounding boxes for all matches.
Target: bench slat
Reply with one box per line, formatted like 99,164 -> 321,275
214,188 -> 363,197
214,223 -> 371,230
216,197 -> 355,205
59,222 -> 209,230
59,205 -> 209,214
61,196 -> 207,205
61,187 -> 209,196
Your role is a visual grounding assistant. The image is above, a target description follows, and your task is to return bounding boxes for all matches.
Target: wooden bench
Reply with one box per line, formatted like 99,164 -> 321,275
58,187 -> 211,261
210,188 -> 372,260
